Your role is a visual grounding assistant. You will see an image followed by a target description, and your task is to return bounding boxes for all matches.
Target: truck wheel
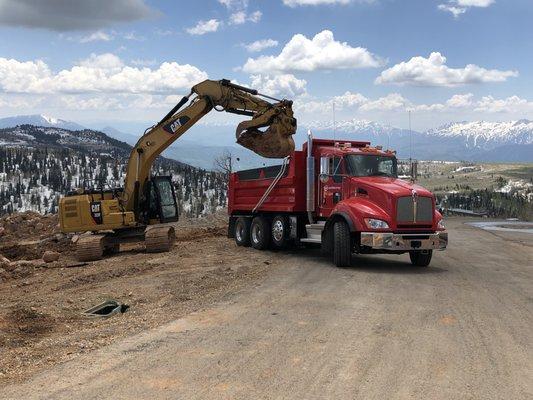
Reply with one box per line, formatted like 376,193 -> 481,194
271,215 -> 290,249
250,216 -> 271,250
321,227 -> 333,257
234,217 -> 251,247
333,221 -> 352,268
409,250 -> 433,267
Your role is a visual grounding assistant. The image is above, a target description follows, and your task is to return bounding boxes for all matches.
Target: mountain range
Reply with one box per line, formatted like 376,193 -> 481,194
0,115 -> 531,165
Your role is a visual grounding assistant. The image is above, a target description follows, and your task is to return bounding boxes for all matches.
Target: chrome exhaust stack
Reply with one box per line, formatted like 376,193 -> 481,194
306,130 -> 315,224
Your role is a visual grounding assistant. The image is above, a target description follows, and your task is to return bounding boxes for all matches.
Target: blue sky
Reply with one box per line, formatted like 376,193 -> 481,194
0,0 -> 531,133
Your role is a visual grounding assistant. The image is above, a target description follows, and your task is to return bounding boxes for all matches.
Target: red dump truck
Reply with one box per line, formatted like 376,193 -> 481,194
227,133 -> 448,267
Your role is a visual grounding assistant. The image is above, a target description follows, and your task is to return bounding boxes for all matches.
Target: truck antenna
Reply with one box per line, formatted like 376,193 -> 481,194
408,109 -> 412,161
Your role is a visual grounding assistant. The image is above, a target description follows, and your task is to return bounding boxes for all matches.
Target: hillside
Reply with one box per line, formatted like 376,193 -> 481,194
0,125 -> 226,217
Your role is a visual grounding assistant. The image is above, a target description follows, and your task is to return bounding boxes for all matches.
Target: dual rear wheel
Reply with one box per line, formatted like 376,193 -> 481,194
234,215 -> 290,250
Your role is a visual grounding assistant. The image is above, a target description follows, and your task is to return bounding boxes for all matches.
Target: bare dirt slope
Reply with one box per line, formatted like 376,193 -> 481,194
0,213 -> 275,384
1,218 -> 532,399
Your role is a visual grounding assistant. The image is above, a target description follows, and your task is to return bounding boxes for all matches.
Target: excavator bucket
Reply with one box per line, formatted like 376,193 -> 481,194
235,100 -> 297,158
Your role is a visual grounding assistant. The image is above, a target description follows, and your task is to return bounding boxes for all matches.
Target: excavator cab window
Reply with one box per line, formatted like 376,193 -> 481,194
144,176 -> 179,223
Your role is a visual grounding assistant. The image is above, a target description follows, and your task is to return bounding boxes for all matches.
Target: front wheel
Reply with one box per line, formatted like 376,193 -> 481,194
409,250 -> 433,267
250,216 -> 271,250
333,221 -> 352,268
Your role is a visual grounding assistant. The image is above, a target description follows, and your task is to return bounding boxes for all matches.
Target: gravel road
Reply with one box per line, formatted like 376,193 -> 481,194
2,219 -> 532,400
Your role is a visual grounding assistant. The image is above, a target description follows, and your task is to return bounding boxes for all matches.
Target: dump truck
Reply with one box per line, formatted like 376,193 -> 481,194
227,133 -> 448,267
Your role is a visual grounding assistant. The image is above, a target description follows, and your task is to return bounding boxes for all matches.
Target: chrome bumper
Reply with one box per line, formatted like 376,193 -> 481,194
360,231 -> 448,251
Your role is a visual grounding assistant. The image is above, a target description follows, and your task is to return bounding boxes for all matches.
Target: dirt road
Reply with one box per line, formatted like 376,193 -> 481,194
2,218 -> 532,399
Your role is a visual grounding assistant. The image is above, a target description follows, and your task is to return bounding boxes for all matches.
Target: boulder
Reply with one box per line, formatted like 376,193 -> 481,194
0,226 -> 5,236
42,250 -> 60,263
36,222 -> 44,231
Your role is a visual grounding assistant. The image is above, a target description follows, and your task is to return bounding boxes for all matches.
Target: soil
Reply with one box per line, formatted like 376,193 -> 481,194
0,211 -> 276,384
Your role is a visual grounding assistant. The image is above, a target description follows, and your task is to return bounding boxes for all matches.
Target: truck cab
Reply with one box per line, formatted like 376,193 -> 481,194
228,135 -> 447,268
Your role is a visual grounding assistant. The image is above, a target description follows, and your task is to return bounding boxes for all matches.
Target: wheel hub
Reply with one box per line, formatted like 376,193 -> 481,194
272,220 -> 284,242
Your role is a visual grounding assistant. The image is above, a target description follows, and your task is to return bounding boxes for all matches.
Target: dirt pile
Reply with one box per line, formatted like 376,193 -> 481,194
0,211 -> 59,242
0,212 -> 72,282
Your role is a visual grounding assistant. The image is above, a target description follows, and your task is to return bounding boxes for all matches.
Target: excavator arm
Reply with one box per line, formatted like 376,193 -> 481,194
122,79 -> 297,212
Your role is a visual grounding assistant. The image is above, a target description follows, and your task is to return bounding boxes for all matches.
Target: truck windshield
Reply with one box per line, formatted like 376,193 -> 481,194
345,155 -> 398,178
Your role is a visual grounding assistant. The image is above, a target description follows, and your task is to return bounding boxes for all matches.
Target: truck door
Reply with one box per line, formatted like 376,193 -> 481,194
319,156 -> 343,217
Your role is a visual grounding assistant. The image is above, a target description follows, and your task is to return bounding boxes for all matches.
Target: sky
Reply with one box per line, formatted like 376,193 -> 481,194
0,0 -> 532,134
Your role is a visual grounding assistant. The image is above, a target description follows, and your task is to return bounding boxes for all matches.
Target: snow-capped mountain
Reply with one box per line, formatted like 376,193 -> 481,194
306,119 -> 533,162
0,125 -> 131,152
427,120 -> 533,149
0,125 -> 226,217
0,114 -> 85,131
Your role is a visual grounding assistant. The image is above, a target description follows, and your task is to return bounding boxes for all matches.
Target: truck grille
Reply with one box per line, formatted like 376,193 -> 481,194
396,196 -> 433,223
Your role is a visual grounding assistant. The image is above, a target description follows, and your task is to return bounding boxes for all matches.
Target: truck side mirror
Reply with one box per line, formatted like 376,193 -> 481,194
320,157 -> 330,175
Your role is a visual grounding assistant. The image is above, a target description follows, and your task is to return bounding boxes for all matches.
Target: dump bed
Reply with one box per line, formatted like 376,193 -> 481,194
228,150 -> 306,214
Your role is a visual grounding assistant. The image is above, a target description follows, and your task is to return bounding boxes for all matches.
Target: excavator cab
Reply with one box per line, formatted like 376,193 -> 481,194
142,176 -> 179,225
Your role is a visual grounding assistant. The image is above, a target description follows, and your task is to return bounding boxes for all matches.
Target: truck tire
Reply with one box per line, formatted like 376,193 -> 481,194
250,216 -> 271,250
409,250 -> 433,267
271,215 -> 290,249
234,217 -> 251,247
333,221 -> 352,268
321,227 -> 333,257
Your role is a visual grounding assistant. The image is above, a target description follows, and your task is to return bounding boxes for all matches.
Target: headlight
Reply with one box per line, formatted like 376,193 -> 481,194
438,219 -> 445,229
365,218 -> 389,229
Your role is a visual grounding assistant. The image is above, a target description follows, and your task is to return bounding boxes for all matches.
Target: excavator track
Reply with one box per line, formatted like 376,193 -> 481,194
145,226 -> 176,253
76,234 -> 106,262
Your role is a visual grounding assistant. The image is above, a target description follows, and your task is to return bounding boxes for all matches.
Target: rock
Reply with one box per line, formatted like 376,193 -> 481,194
0,226 -> 5,236
0,267 -> 8,282
0,254 -> 10,267
42,251 -> 60,263
71,235 -> 80,244
36,222 -> 44,231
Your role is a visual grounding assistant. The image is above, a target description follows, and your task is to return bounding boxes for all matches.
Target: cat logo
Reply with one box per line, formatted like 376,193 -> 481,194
163,116 -> 191,135
90,201 -> 103,224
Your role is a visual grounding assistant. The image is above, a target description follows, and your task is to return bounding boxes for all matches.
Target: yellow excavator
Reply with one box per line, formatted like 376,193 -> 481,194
58,79 -> 297,261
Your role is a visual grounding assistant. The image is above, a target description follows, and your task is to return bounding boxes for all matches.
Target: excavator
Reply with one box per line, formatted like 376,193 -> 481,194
58,79 -> 297,261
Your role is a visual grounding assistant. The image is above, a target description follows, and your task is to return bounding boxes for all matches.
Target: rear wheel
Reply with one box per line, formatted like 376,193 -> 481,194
271,215 -> 290,249
250,216 -> 271,250
409,250 -> 433,267
333,221 -> 352,268
234,217 -> 251,247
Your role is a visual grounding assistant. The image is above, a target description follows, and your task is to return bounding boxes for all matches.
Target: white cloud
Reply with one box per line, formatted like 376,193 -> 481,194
229,10 -> 262,25
79,31 -> 112,43
283,0 -> 368,6
131,58 -> 157,67
446,93 -> 474,108
186,19 -> 221,35
218,0 -> 248,9
376,52 -> 517,87
474,95 -> 533,113
0,53 -> 208,94
242,30 -> 384,74
250,74 -> 307,97
438,0 -> 494,18
360,93 -> 410,111
243,39 -> 279,52
437,4 -> 466,18
0,0 -> 156,31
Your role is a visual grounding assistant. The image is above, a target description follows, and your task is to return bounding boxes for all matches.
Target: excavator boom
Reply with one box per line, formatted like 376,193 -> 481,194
123,79 -> 297,212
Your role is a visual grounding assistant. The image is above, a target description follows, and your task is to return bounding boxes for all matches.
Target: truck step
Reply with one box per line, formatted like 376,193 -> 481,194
301,223 -> 325,244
